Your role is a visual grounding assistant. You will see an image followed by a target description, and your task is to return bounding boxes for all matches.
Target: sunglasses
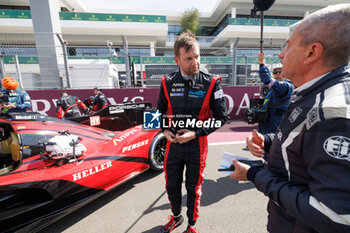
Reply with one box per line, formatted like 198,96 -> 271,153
273,71 -> 282,74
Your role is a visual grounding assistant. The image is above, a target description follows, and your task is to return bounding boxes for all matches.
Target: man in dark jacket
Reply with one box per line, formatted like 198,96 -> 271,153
230,4 -> 350,233
92,88 -> 108,111
257,52 -> 294,134
158,31 -> 227,233
56,92 -> 90,118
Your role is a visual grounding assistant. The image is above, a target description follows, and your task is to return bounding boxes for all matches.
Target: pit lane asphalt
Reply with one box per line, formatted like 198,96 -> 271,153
39,122 -> 268,233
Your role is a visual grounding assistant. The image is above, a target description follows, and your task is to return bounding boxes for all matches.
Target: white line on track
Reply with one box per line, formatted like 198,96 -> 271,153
208,141 -> 245,146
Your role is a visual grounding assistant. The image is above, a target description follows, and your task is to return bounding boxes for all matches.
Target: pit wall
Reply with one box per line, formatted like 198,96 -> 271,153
27,86 -> 260,120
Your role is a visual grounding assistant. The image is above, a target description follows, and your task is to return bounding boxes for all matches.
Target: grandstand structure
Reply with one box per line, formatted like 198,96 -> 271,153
0,0 -> 344,89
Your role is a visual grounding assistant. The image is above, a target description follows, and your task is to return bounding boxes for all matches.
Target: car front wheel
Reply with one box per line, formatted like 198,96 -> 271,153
148,132 -> 166,172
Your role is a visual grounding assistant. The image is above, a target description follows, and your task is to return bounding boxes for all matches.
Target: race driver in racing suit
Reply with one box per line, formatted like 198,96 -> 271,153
246,64 -> 350,233
157,31 -> 227,233
230,4 -> 350,233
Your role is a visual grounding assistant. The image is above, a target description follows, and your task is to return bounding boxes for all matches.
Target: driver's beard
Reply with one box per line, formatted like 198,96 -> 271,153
186,67 -> 199,76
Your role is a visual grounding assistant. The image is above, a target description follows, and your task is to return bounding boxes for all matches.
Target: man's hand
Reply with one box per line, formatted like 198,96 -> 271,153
258,51 -> 265,64
229,159 -> 250,181
175,129 -> 196,144
163,130 -> 178,143
246,129 -> 265,158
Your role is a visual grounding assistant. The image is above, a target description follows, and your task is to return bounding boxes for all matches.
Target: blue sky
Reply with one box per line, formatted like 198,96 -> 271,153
82,0 -> 220,13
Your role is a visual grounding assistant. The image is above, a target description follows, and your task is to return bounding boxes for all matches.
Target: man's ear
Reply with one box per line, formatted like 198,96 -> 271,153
304,42 -> 323,64
174,56 -> 180,66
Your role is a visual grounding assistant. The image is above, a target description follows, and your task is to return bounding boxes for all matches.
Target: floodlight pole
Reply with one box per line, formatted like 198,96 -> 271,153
231,37 -> 239,86
56,34 -> 71,88
0,56 -> 5,79
14,55 -> 24,90
122,35 -> 132,88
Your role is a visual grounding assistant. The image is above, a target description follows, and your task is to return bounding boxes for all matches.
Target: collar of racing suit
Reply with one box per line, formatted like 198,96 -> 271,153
292,64 -> 349,103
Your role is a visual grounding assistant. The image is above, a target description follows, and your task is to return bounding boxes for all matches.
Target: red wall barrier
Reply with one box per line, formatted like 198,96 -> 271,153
27,86 -> 260,120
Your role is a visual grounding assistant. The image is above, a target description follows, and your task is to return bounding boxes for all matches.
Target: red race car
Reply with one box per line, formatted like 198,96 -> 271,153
0,112 -> 165,232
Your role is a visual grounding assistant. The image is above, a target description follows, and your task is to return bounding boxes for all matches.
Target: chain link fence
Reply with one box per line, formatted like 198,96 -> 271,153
0,32 -> 284,90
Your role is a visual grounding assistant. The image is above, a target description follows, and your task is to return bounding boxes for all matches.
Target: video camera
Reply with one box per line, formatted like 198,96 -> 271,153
0,91 -> 9,105
243,98 -> 267,124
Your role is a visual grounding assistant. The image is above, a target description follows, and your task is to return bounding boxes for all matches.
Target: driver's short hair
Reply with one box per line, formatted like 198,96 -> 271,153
174,30 -> 199,57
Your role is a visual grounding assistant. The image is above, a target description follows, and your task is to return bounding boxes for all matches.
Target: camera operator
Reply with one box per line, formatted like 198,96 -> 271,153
0,77 -> 31,113
256,51 -> 293,134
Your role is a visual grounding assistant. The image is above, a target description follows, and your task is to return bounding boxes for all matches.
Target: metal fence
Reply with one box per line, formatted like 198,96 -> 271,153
0,32 -> 284,90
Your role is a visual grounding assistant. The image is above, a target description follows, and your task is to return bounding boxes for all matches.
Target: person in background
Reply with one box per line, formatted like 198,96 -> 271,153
257,51 -> 294,134
0,77 -> 31,113
83,96 -> 95,111
56,92 -> 91,119
230,4 -> 350,233
157,31 -> 228,233
92,88 -> 108,111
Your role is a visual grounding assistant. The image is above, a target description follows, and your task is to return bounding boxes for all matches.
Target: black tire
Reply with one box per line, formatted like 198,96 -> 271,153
148,132 -> 166,172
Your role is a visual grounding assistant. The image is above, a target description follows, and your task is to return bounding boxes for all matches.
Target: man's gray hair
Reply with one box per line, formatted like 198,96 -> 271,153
296,4 -> 350,67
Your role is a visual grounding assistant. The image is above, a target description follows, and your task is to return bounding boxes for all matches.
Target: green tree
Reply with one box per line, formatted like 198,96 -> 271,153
180,8 -> 201,35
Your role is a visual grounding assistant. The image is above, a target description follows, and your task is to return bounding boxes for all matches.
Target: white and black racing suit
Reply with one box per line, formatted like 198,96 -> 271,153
247,64 -> 350,233
157,70 -> 228,226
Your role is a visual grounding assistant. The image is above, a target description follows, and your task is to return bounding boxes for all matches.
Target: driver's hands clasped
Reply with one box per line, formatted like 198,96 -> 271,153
176,129 -> 196,144
163,130 -> 178,143
163,129 -> 196,144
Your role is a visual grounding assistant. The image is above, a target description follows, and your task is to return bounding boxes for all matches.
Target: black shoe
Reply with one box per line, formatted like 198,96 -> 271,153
159,215 -> 184,233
